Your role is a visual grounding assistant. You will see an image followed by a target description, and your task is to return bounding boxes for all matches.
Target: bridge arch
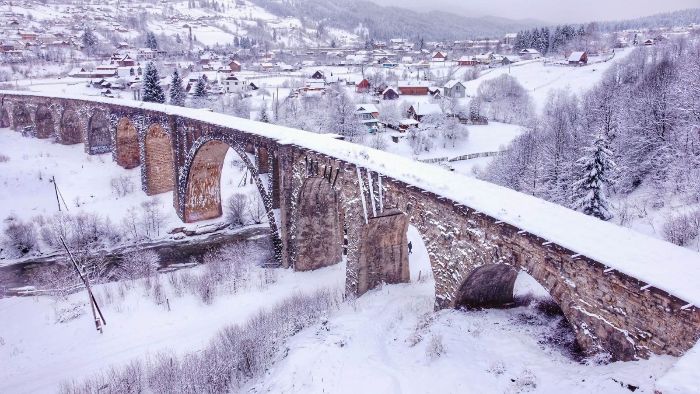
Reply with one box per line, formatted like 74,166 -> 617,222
12,102 -> 31,131
144,124 -> 174,195
182,137 -> 272,224
294,177 -> 343,271
454,264 -> 519,309
34,105 -> 55,139
115,117 -> 140,169
87,110 -> 111,154
59,109 -> 83,145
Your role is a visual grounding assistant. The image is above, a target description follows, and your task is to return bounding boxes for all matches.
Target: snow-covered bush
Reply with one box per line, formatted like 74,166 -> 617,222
246,193 -> 267,225
2,216 -> 37,257
407,128 -> 433,155
0,153 -> 9,162
487,360 -> 506,376
140,200 -> 165,238
662,212 -> 700,246
40,212 -> 120,251
226,192 -> 249,226
425,334 -> 445,361
368,133 -> 388,151
508,369 -> 538,393
110,175 -> 134,197
440,117 -> 469,148
476,74 -> 534,125
119,249 -> 160,281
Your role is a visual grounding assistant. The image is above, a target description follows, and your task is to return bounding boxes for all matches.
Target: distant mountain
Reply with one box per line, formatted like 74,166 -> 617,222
597,8 -> 700,32
248,0 -> 542,40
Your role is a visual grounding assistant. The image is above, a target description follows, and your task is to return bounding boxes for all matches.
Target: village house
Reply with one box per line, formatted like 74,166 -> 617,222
519,48 -> 542,60
18,31 -> 38,41
501,55 -> 520,65
431,51 -> 447,62
568,51 -> 588,65
475,52 -> 495,65
408,103 -> 442,121
443,80 -> 466,98
138,47 -> 156,60
458,56 -> 478,66
229,60 -> 241,72
222,75 -> 251,93
398,80 -> 430,95
310,70 -> 325,80
355,104 -> 380,132
356,78 -> 371,93
382,87 -> 399,100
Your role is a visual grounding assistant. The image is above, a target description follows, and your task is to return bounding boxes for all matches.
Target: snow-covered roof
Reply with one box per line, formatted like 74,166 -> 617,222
568,51 -> 586,62
355,104 -> 378,114
398,80 -> 430,88
444,80 -> 464,89
399,118 -> 419,126
520,48 -> 541,54
3,90 -> 700,308
411,103 -> 442,116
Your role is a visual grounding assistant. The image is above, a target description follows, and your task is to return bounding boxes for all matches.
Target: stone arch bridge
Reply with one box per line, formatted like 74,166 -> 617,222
1,91 -> 699,361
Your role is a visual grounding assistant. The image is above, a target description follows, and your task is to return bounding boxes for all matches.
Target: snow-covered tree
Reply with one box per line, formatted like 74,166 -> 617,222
142,62 -> 165,104
324,88 -> 363,141
82,26 -> 98,55
258,103 -> 270,123
145,31 -> 158,50
169,69 -> 185,107
193,76 -> 207,98
573,134 -> 616,220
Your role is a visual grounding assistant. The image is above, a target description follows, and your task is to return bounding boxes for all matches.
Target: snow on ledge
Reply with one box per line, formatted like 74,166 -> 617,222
3,90 -> 700,307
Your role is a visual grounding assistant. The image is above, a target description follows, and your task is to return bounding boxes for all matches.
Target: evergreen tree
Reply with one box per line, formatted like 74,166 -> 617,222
574,134 -> 616,220
169,69 -> 185,106
142,62 -> 166,103
193,76 -> 207,98
82,26 -> 98,55
145,31 -> 158,50
258,103 -> 269,123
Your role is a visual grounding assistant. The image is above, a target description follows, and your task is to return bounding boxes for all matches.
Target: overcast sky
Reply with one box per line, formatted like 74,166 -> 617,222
368,0 -> 700,23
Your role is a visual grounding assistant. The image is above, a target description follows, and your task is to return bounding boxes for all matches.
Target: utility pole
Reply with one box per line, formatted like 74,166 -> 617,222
60,237 -> 106,333
51,176 -> 61,211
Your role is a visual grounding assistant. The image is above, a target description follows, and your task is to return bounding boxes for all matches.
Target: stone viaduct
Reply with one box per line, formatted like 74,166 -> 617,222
1,91 -> 699,362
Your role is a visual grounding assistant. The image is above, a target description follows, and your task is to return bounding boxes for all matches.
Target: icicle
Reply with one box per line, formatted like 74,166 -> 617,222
367,170 -> 377,217
356,167 -> 368,224
378,174 -> 383,213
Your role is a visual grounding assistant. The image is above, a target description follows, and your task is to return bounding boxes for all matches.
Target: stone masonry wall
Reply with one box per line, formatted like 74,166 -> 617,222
144,124 -> 175,195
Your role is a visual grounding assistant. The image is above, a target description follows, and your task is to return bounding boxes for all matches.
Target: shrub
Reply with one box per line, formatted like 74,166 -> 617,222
2,216 -> 37,257
662,212 -> 699,246
0,153 -> 9,162
110,175 -> 134,197
119,249 -> 160,281
226,192 -> 249,226
368,133 -> 388,151
426,334 -> 445,361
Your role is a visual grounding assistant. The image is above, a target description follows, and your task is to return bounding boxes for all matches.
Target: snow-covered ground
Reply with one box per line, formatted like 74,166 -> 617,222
0,225 -> 689,393
0,261 -> 345,393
